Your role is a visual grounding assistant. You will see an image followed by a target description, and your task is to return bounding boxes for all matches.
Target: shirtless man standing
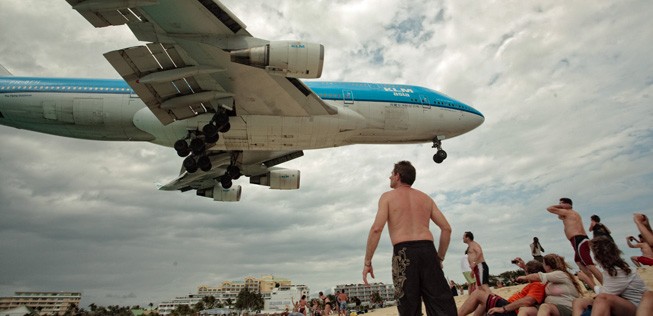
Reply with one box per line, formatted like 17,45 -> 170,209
547,197 -> 603,284
362,161 -> 456,315
463,231 -> 490,292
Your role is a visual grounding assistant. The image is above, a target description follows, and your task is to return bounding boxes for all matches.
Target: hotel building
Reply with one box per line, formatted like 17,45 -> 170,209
0,292 -> 81,316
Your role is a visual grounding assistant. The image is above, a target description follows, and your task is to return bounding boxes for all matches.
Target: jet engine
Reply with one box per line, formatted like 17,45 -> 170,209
230,41 -> 324,78
196,185 -> 242,202
250,168 -> 300,190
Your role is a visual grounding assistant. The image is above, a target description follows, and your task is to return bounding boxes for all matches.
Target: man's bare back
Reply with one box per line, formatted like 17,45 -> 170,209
382,186 -> 437,245
547,204 -> 586,239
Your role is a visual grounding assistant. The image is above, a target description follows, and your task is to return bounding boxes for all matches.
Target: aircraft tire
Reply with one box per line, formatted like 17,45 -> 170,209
219,122 -> 231,133
190,138 -> 205,155
216,114 -> 229,126
220,177 -> 233,189
198,155 -> 212,172
227,165 -> 241,179
176,147 -> 191,157
433,150 -> 447,164
205,134 -> 219,144
203,123 -> 218,137
183,156 -> 198,173
174,139 -> 188,152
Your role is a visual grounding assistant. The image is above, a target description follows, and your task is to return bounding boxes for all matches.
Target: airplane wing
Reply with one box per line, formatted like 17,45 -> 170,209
66,0 -> 336,125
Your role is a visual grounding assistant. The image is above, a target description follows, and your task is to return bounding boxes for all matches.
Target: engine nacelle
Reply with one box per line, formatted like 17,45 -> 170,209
231,41 -> 324,78
196,185 -> 242,202
250,168 -> 300,190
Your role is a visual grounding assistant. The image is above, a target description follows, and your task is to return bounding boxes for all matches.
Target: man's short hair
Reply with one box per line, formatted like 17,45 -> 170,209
393,161 -> 416,185
591,215 -> 600,222
560,197 -> 573,206
525,260 -> 545,274
464,231 -> 474,240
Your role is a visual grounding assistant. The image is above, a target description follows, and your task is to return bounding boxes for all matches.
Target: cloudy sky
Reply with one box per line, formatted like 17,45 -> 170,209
1,0 -> 652,309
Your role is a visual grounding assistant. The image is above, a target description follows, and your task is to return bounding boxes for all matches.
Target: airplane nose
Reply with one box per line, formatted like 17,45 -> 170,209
459,105 -> 484,134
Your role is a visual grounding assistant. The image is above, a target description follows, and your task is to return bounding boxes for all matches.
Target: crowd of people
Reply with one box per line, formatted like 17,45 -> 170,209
288,290 -> 369,316
358,161 -> 652,316
454,199 -> 653,316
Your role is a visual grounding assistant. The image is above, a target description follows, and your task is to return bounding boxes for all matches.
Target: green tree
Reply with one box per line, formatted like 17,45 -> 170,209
171,304 -> 192,316
234,288 -> 264,313
201,296 -> 217,309
370,291 -> 382,305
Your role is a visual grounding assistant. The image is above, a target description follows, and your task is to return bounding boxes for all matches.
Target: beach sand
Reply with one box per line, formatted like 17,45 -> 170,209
362,267 -> 653,316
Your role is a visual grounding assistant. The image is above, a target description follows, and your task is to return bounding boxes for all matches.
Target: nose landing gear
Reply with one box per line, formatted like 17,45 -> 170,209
432,137 -> 447,164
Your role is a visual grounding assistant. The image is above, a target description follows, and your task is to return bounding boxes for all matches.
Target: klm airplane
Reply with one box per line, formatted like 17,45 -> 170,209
0,0 -> 484,202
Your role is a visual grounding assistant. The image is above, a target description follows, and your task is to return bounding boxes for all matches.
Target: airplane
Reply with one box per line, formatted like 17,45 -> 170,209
0,0 -> 484,202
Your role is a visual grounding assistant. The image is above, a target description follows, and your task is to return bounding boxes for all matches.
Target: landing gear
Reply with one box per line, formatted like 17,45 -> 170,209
217,162 -> 241,189
176,112 -> 232,174
432,137 -> 447,164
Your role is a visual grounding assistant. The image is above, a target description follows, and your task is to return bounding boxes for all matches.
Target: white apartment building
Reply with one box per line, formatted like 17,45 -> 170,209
157,294 -> 203,316
334,283 -> 394,306
0,292 -> 81,316
197,275 -> 298,308
263,285 -> 309,312
160,275 -> 305,315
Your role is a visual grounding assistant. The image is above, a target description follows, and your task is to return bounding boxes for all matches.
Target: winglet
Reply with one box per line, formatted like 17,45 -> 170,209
0,64 -> 13,76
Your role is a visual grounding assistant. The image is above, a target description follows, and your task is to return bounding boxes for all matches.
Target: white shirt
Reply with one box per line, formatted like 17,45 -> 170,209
595,268 -> 647,306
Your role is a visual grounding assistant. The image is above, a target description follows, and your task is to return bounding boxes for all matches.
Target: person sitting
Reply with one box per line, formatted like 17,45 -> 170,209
637,291 -> 653,316
572,236 -> 648,316
515,253 -> 582,316
626,234 -> 653,267
457,259 -> 546,316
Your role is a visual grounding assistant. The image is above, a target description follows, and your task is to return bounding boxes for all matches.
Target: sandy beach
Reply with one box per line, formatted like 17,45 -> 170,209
362,267 -> 653,316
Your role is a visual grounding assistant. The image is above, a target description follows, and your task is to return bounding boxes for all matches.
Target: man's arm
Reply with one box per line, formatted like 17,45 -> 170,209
634,213 -> 653,246
488,296 -> 537,315
626,236 -> 641,249
430,199 -> 451,262
363,193 -> 389,285
547,204 -> 571,216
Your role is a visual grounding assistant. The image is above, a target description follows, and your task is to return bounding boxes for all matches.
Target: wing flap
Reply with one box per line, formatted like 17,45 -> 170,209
66,0 -> 156,27
104,42 -> 235,124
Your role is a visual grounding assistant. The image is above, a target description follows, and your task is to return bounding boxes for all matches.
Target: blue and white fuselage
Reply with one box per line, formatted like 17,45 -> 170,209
0,76 -> 484,151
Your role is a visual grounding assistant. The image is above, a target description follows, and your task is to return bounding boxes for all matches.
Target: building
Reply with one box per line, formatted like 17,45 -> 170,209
196,275 -> 297,307
157,294 -> 203,316
334,283 -> 394,306
0,292 -> 81,316
263,285 -> 309,312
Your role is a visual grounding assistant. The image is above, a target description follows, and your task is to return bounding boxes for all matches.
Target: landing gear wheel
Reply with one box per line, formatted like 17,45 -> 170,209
220,176 -> 233,189
197,155 -> 212,172
177,147 -> 190,157
190,138 -> 205,155
174,140 -> 190,157
202,123 -> 218,138
215,114 -> 229,127
219,122 -> 231,133
433,150 -> 447,164
227,165 -> 241,179
183,156 -> 198,173
205,134 -> 219,144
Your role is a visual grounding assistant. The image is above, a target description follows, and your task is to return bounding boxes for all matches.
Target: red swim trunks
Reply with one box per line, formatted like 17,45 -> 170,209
570,235 -> 594,266
636,256 -> 653,266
